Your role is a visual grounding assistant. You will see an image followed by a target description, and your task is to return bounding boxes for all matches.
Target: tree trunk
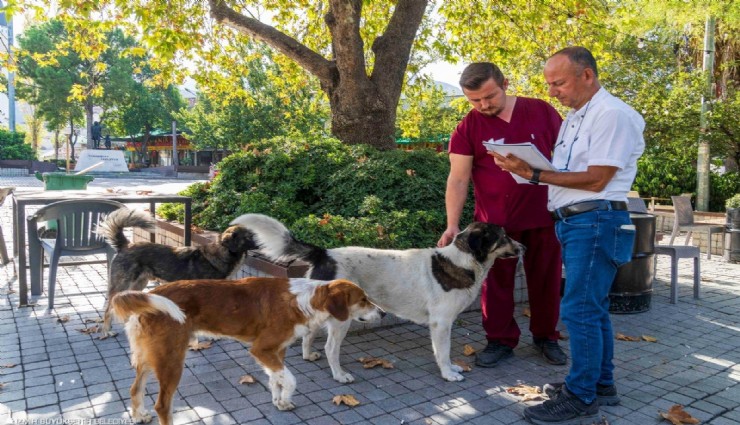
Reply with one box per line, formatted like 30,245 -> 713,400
85,101 -> 94,149
208,0 -> 428,150
329,84 -> 397,149
54,130 -> 60,161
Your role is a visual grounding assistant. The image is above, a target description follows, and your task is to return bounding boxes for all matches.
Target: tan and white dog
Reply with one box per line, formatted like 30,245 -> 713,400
231,214 -> 524,382
111,277 -> 381,425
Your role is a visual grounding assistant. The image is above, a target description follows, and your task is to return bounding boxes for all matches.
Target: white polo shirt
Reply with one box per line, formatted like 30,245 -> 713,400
548,87 -> 645,211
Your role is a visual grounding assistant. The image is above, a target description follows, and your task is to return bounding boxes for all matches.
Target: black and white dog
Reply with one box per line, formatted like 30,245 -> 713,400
230,213 -> 524,382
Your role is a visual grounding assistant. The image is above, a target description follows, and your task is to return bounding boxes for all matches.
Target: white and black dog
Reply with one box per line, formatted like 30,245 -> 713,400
230,214 -> 524,382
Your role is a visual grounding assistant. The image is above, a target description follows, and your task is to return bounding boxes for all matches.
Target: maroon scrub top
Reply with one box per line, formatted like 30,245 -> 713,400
449,97 -> 562,232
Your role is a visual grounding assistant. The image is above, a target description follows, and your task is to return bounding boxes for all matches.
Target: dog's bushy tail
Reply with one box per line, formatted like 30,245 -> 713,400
96,208 -> 156,252
230,213 -> 323,264
110,291 -> 186,324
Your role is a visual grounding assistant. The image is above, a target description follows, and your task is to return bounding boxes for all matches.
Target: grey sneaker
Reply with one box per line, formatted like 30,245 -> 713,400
543,382 -> 621,406
474,341 -> 513,368
523,384 -> 599,424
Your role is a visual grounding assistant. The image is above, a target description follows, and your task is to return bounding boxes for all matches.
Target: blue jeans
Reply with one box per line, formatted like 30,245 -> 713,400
555,209 -> 635,404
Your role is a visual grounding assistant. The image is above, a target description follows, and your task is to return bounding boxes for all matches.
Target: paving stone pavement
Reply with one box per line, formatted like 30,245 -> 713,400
1,175 -> 740,425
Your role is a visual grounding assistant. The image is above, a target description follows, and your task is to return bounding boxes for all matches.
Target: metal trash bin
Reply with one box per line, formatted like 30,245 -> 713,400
725,209 -> 740,263
609,213 -> 656,314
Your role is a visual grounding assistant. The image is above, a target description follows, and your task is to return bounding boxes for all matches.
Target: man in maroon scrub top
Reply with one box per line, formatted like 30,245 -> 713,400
437,62 -> 566,367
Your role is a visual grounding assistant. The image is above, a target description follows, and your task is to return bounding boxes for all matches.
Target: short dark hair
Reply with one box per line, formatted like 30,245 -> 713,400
551,46 -> 598,78
459,63 -> 505,91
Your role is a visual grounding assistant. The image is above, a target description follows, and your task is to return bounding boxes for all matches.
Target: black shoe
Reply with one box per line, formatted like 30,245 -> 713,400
523,384 -> 599,424
474,341 -> 513,368
534,338 -> 567,365
543,382 -> 621,406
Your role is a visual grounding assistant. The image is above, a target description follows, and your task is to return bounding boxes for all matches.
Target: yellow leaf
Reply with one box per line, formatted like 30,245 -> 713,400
659,405 -> 700,424
506,384 -> 544,402
0,363 -> 17,369
463,344 -> 477,356
616,333 -> 640,342
189,341 -> 213,351
238,374 -> 256,384
358,357 -> 394,369
332,394 -> 361,407
642,335 -> 658,343
78,326 -> 99,335
522,307 -> 531,317
56,316 -> 70,323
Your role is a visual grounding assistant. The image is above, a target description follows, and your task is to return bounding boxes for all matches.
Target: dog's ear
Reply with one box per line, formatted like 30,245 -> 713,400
466,225 -> 498,263
322,283 -> 350,322
221,226 -> 258,253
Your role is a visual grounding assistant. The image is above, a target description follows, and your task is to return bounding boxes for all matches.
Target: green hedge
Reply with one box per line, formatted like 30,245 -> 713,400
158,136 -> 473,248
0,129 -> 34,160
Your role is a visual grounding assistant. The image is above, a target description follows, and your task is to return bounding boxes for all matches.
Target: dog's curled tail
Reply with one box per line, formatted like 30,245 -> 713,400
230,213 -> 318,263
110,291 -> 186,324
96,208 -> 156,252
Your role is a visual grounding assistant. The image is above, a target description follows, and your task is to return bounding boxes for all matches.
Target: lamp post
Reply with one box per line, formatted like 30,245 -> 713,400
0,0 -> 15,132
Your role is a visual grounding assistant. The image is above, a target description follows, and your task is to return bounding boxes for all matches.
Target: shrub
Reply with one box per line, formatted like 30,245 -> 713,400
158,136 -> 473,248
726,193 -> 740,210
0,129 -> 35,160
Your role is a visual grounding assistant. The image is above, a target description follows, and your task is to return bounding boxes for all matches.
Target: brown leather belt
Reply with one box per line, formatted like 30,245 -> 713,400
551,200 -> 628,221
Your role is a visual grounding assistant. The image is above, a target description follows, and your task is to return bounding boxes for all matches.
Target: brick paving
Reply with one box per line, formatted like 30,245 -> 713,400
1,174 -> 740,425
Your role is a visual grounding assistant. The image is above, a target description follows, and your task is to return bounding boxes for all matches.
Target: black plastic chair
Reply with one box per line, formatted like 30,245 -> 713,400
27,199 -> 124,309
0,187 -> 14,265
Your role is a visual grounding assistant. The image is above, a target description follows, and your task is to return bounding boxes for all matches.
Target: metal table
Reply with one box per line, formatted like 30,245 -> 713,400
12,190 -> 192,307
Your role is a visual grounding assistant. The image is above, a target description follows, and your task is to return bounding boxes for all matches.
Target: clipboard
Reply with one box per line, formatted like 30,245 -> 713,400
482,141 -> 558,184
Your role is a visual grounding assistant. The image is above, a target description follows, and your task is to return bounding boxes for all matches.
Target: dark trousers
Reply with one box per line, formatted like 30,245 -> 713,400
480,225 -> 562,347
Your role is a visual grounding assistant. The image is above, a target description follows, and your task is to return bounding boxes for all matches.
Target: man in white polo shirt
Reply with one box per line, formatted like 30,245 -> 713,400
492,46 -> 645,424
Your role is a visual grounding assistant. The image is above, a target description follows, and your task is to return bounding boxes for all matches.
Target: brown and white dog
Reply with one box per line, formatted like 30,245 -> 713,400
110,277 -> 381,425
96,208 -> 257,338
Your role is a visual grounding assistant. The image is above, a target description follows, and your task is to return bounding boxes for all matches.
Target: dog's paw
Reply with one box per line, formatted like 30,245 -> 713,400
441,370 -> 465,382
303,351 -> 321,361
132,410 -> 153,423
450,363 -> 464,373
274,399 -> 295,411
333,371 -> 355,384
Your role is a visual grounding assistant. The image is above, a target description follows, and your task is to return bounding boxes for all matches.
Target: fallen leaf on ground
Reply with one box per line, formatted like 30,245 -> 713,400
406,169 -> 416,176
238,375 -> 255,384
425,419 -> 434,425
189,341 -> 213,351
642,335 -> 658,342
78,326 -> 99,334
332,394 -> 360,407
0,364 -> 17,369
56,316 -> 70,323
136,190 -> 153,195
522,307 -> 531,317
591,416 -> 610,425
506,384 -> 544,402
0,382 -> 6,389
358,357 -> 394,369
616,333 -> 640,342
97,332 -> 117,340
452,359 -> 472,372
463,344 -> 477,356
659,405 -> 700,425
83,318 -> 103,324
